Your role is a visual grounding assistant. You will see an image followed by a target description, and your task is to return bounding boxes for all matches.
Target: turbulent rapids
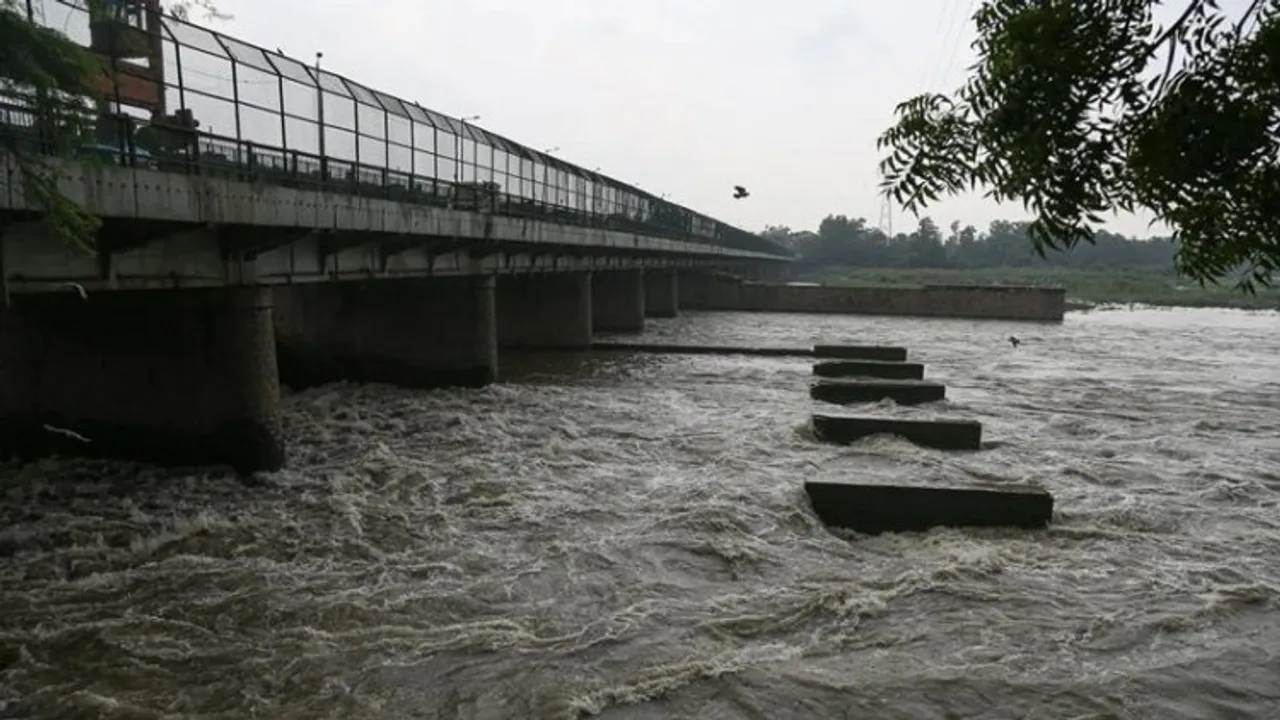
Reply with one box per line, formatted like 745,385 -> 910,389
2,307 -> 1278,719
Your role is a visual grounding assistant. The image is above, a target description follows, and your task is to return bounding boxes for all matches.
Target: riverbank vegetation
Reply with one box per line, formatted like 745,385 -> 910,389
762,216 -> 1280,310
814,266 -> 1280,310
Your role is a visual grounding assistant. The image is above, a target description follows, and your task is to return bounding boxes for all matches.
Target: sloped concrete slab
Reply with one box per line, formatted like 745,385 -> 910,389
811,379 -> 946,406
813,344 -> 908,361
813,359 -> 926,380
812,413 -> 981,450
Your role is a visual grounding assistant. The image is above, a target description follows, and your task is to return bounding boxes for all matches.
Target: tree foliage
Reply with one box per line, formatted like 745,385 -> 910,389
1,0 -> 105,250
877,0 -> 1280,292
0,0 -> 225,252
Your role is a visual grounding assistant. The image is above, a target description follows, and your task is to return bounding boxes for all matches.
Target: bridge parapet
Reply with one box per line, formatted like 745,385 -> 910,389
0,154 -> 785,293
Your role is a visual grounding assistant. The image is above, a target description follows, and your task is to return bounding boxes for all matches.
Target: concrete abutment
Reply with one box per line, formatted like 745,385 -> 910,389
273,276 -> 499,391
0,286 -> 284,473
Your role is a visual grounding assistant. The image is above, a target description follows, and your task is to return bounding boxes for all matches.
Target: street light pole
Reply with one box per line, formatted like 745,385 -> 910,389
315,51 -> 326,166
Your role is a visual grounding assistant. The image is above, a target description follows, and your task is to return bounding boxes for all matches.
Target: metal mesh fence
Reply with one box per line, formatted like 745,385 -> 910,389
0,0 -> 785,256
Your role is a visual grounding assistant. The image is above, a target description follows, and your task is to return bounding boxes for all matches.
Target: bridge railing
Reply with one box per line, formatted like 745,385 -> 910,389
1,0 -> 790,259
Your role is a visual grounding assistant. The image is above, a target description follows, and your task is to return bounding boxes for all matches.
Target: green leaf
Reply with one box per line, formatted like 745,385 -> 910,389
876,0 -> 1280,293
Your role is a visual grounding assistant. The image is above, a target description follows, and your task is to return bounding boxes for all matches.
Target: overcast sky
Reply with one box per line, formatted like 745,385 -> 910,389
136,0 -> 1246,238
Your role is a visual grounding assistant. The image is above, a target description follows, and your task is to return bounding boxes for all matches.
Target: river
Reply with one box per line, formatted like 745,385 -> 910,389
2,307 -> 1278,719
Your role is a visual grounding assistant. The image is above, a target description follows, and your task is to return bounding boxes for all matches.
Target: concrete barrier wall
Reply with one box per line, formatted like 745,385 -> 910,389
681,274 -> 1065,322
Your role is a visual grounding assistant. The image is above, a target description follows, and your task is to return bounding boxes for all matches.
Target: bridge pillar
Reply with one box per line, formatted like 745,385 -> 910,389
592,269 -> 645,333
273,275 -> 498,391
0,287 -> 284,474
678,271 -> 743,310
644,269 -> 679,318
497,272 -> 593,348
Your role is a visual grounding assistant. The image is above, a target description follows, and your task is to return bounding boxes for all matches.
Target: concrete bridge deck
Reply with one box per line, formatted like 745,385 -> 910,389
0,155 -> 787,294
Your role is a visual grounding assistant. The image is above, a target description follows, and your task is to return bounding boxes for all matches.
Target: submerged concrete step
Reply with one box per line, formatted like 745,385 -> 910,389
813,344 -> 908,362
805,481 -> 1053,534
811,379 -> 946,406
813,359 -> 926,380
811,413 -> 982,450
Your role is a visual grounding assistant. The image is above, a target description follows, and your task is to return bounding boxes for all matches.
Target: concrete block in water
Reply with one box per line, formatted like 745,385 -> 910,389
813,344 -> 908,361
811,379 -> 945,406
813,359 -> 926,380
811,413 -> 981,450
805,481 -> 1053,534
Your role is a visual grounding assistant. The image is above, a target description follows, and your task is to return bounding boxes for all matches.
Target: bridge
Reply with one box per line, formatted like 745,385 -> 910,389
0,0 -> 792,474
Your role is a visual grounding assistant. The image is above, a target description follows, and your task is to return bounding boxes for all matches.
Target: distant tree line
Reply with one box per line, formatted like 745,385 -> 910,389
762,216 -> 1177,270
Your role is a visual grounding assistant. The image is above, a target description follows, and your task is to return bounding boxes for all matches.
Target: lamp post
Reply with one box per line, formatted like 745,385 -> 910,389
315,52 -> 326,167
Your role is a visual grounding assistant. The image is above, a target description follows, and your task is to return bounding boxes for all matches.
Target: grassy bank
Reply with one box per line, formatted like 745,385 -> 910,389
803,266 -> 1280,310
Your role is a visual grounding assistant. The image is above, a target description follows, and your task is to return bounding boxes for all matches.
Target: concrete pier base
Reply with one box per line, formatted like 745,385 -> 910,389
644,269 -> 679,318
812,414 -> 982,450
805,481 -> 1053,534
273,276 -> 498,390
0,287 -> 284,473
592,269 -> 645,333
810,379 -> 947,406
498,272 -> 592,348
813,359 -> 926,380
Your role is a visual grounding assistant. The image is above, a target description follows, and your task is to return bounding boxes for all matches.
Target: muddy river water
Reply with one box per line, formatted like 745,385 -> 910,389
2,307 -> 1278,719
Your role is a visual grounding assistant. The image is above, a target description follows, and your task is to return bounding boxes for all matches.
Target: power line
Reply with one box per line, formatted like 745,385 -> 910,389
914,3 -> 954,92
936,0 -> 980,91
923,0 -> 969,91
